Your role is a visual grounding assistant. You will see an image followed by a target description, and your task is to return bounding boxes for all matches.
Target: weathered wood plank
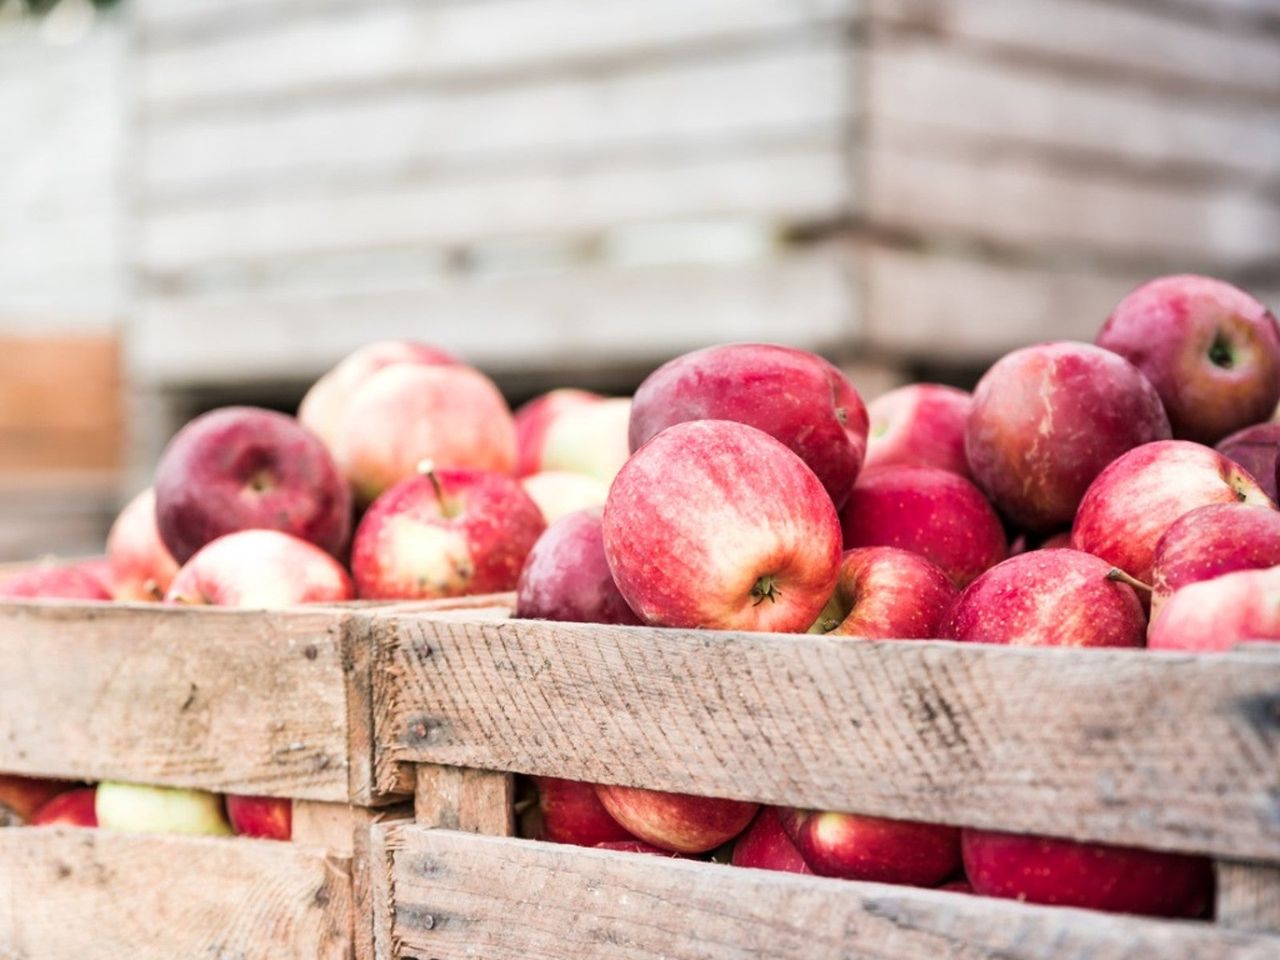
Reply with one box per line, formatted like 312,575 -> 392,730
292,800 -> 413,857
0,828 -> 352,959
413,765 -> 514,836
1217,862 -> 1280,933
375,827 -> 1280,960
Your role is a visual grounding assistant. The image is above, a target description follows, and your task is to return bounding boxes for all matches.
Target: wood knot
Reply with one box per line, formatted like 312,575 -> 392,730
304,644 -> 318,661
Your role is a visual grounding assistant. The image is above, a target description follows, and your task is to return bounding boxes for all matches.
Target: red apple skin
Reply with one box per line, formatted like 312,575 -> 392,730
0,776 -> 73,824
731,807 -> 812,874
29,787 -> 98,828
603,420 -> 841,632
155,406 -> 352,564
165,530 -> 354,607
593,784 -> 758,854
1039,531 -> 1073,550
939,880 -> 974,893
966,342 -> 1171,532
629,344 -> 869,509
940,550 -> 1145,649
520,471 -> 609,525
0,565 -> 112,602
1071,440 -> 1275,586
226,795 -> 292,841
865,383 -> 973,479
1216,421 -> 1280,502
839,466 -> 1007,588
780,809 -> 961,887
963,828 -> 1213,918
106,488 -> 180,601
1149,566 -> 1280,652
1097,274 -> 1280,445
352,468 -> 545,600
514,389 -> 604,478
594,840 -> 684,857
809,547 -> 957,639
516,509 -> 641,626
534,777 -> 636,847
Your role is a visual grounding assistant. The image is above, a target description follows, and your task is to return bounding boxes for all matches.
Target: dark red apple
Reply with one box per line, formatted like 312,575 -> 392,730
0,776 -> 73,825
533,777 -> 636,847
1217,421 -> 1280,502
864,383 -> 973,478
781,809 -> 960,886
808,546 -> 957,639
593,784 -> 758,854
226,795 -> 292,840
731,806 -> 812,874
516,510 -> 640,625
0,565 -> 112,601
29,787 -> 98,827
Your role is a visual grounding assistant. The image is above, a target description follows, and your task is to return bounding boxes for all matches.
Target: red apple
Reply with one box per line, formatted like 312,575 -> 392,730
593,784 -> 758,854
966,341 -> 1170,532
780,809 -> 960,886
940,550 -> 1145,648
963,828 -> 1212,918
0,776 -> 73,825
808,547 -> 957,639
514,388 -> 604,477
839,465 -> 1006,588
594,840 -> 684,857
226,795 -> 292,840
864,383 -> 973,478
352,467 -> 545,600
603,420 -> 841,632
516,509 -> 641,626
1039,531 -> 1073,550
520,471 -> 609,525
1097,274 -> 1280,445
731,807 -> 812,874
629,344 -> 869,509
939,880 -> 974,893
1072,440 -> 1275,586
1217,421 -> 1280,502
29,787 -> 98,827
527,396 -> 632,485
165,530 -> 354,607
1149,566 -> 1280,652
105,488 -> 180,601
0,564 -> 112,602
534,777 -> 636,847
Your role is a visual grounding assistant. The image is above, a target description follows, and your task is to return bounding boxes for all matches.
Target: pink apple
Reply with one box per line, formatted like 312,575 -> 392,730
966,342 -> 1171,532
1072,440 -> 1275,586
629,344 -> 869,509
105,488 -> 180,601
940,550 -> 1145,648
520,471 -> 609,525
0,564 -> 112,601
603,420 -> 841,632
731,807 -> 812,874
517,392 -> 631,484
534,777 -> 636,847
30,787 -> 98,827
1097,274 -> 1280,445
352,467 -> 544,600
864,383 -> 972,478
154,406 -> 351,564
593,784 -> 758,854
963,828 -> 1212,918
516,509 -> 640,625
1149,566 -> 1280,651
0,776 -> 74,825
514,389 -> 603,477
165,530 -> 354,607
226,795 -> 292,840
839,465 -> 1006,588
780,809 -> 960,886
1217,421 -> 1280,502
809,547 -> 957,639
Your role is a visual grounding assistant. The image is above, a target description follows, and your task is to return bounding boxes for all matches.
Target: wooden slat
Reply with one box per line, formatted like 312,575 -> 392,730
0,828 -> 352,960
374,827 -> 1280,960
292,800 -> 413,857
1217,863 -> 1280,933
368,612 -> 1280,860
413,765 -> 514,836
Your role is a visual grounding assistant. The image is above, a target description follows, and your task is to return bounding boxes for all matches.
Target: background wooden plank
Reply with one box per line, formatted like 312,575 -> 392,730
1217,863 -> 1280,933
413,765 -> 514,836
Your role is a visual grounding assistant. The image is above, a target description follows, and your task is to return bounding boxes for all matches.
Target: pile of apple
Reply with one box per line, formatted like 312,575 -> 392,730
2,273 -> 1279,915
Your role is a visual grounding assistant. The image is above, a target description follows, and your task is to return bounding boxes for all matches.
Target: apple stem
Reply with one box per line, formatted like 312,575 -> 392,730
144,578 -> 163,602
416,459 -> 457,517
1106,568 -> 1153,593
751,575 -> 782,606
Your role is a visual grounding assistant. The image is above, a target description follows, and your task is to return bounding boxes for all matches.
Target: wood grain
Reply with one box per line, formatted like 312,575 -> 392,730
413,764 -> 514,836
292,800 -> 413,857
1217,862 -> 1280,933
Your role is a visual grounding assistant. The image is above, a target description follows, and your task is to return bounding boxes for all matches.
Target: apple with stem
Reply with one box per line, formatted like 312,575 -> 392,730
106,488 -> 179,601
808,547 -> 957,639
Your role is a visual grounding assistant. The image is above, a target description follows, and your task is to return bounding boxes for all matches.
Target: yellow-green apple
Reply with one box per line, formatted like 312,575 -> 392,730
1072,440 -> 1275,586
30,787 -> 98,827
839,465 -> 1006,588
1149,566 -> 1280,651
808,547 -> 957,639
603,420 -> 841,631
520,471 -> 609,525
731,806 -> 812,874
593,783 -> 758,854
517,391 -> 631,484
940,550 -> 1145,648
1217,421 -> 1280,502
0,565 -> 112,601
96,782 -> 232,836
963,828 -> 1212,917
165,530 -> 354,607
865,383 -> 972,478
516,509 -> 640,625
334,364 -> 517,504
225,795 -> 291,840
534,777 -> 636,847
352,467 -> 544,600
0,776 -> 73,825
514,389 -> 603,477
1097,274 -> 1280,445
780,809 -> 960,886
105,488 -> 179,601
966,342 -> 1170,532
154,406 -> 351,563
629,344 -> 868,509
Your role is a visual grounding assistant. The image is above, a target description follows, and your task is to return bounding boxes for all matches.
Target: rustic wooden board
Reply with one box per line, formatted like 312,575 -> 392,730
373,827 -> 1280,960
1218,862 -> 1280,933
413,764 -> 514,836
0,828 -> 352,959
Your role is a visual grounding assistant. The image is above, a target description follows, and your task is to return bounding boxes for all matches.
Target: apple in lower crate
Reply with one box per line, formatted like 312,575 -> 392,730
731,807 -> 811,874
154,406 -> 352,564
864,383 -> 973,479
0,776 -> 74,824
595,840 -> 684,856
962,828 -> 1212,917
30,787 -> 98,827
809,547 -> 957,639
1097,274 -> 1280,445
533,777 -> 636,847
593,784 -> 758,854
629,344 -> 869,509
106,488 -> 180,601
1149,566 -> 1280,652
527,396 -> 633,486
602,420 -> 841,632
226,794 -> 292,840
1216,421 -> 1280,502
516,510 -> 640,625
520,471 -> 609,525
353,467 -> 545,600
95,782 -> 232,836
0,564 -> 112,601
166,530 -> 354,607
780,809 -> 960,886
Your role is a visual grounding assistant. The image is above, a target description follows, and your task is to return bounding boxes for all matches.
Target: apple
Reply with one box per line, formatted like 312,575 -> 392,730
520,471 -> 609,525
226,795 -> 292,840
95,782 -> 232,836
939,880 -> 974,893
0,776 -> 73,825
154,406 -> 351,564
940,550 -> 1145,648
518,393 -> 632,485
514,388 -> 604,477
864,383 -> 973,479
966,342 -> 1171,532
0,564 -> 112,601
352,466 -> 545,600
1097,274 -> 1280,445
516,509 -> 641,625
839,465 -> 1006,588
963,828 -> 1212,917
165,529 -> 354,607
105,488 -> 180,601
594,840 -> 684,857
29,787 -> 98,827
1039,532 -> 1073,550
333,363 -> 517,504
629,343 -> 869,509
808,546 -> 957,639
1149,566 -> 1280,651
780,809 -> 960,886
593,784 -> 758,854
534,777 -> 636,847
603,420 -> 841,632
1072,440 -> 1275,586
1217,421 -> 1280,502
731,806 -> 812,874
